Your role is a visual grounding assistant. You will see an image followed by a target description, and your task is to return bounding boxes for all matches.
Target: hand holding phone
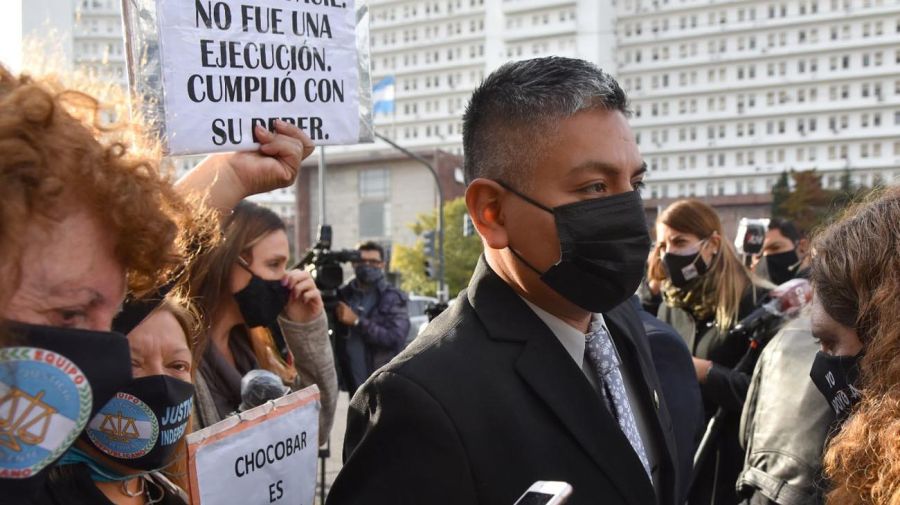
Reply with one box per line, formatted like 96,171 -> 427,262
513,481 -> 573,505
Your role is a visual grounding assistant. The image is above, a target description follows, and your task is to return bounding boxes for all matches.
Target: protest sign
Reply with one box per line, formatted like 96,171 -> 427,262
122,0 -> 373,155
186,385 -> 320,505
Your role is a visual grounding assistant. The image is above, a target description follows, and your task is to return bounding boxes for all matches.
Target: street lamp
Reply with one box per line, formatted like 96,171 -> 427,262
374,132 -> 447,301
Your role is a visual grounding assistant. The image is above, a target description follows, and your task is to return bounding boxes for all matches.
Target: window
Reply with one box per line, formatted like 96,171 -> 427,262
359,169 -> 391,238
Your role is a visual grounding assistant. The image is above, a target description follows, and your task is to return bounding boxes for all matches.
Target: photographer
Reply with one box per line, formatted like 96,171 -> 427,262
334,242 -> 410,395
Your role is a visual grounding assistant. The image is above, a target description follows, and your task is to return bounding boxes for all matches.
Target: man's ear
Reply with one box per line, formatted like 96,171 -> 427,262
465,179 -> 508,250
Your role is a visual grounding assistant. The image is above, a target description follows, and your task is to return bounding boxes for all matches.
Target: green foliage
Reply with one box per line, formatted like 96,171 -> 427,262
391,198 -> 483,297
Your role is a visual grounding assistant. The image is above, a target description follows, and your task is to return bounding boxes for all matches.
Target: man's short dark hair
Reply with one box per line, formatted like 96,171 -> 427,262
768,218 -> 802,243
462,56 -> 629,188
357,241 -> 385,262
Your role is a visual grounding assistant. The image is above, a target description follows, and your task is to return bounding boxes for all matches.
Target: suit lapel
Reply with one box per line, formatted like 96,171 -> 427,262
605,305 -> 679,505
467,258 -> 657,505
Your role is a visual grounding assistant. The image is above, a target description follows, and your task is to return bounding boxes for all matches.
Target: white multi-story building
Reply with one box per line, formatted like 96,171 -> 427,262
617,0 -> 900,202
309,0 -> 618,252
353,0 -> 616,155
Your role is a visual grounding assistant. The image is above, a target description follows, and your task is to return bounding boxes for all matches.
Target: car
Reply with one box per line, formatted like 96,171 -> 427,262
405,294 -> 438,347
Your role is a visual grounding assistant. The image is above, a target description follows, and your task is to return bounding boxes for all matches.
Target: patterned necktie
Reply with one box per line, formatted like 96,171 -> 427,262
584,318 -> 652,480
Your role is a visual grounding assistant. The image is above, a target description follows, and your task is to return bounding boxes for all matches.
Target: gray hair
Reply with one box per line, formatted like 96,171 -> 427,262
462,57 -> 629,188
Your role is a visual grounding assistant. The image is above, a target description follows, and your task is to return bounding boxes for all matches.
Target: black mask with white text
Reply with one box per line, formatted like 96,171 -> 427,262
85,375 -> 194,472
810,351 -> 863,424
497,181 -> 652,313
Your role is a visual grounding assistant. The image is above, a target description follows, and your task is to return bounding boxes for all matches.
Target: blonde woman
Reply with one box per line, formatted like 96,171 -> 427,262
647,199 -> 770,505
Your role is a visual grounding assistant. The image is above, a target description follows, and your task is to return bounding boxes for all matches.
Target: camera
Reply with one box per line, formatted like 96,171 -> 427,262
295,225 -> 361,308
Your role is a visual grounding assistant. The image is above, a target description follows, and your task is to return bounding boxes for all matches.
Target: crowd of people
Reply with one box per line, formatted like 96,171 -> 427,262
1,54 -> 898,505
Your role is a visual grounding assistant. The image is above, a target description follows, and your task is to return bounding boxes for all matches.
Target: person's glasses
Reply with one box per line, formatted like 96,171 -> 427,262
354,259 -> 382,266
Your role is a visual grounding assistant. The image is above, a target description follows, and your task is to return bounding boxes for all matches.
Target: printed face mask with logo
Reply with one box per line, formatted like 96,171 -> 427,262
0,323 -> 133,500
496,181 -> 652,314
233,260 -> 291,329
60,375 -> 195,480
661,240 -> 712,288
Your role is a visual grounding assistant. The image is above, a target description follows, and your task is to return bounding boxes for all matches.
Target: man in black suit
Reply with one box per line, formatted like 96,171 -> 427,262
326,57 -> 679,505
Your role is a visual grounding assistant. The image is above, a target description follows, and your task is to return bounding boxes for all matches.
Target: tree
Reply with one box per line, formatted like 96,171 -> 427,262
774,169 -> 834,233
391,198 -> 482,298
770,171 -> 790,219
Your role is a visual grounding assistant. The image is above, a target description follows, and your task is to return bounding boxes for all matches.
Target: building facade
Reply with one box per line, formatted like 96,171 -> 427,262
617,0 -> 900,207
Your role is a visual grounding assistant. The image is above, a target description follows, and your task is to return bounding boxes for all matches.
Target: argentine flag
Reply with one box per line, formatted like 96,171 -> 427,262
373,76 -> 395,116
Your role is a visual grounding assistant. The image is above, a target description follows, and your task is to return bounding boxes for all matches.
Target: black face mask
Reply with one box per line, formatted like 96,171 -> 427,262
85,375 -> 194,472
810,351 -> 863,422
497,182 -> 652,313
763,250 -> 800,286
0,323 -> 132,499
233,265 -> 290,328
662,246 -> 710,289
354,265 -> 384,284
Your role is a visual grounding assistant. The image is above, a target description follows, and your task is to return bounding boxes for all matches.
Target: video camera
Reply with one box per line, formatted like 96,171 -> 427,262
295,225 -> 361,308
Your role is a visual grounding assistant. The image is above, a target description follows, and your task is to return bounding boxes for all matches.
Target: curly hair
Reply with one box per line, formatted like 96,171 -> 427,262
0,65 -> 186,307
811,186 -> 900,505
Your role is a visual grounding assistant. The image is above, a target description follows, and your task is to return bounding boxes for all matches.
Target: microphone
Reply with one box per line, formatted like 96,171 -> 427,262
728,278 -> 813,343
238,369 -> 291,412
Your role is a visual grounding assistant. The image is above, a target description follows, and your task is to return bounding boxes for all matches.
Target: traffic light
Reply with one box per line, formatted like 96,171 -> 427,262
422,230 -> 436,258
462,214 -> 475,237
424,259 -> 435,279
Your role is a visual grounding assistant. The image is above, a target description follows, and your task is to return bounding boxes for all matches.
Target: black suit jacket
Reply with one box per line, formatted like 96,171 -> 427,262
631,297 -> 704,505
326,258 -> 679,505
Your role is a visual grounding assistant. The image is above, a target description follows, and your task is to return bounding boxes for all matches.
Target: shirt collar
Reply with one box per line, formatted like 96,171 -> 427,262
521,298 -> 606,367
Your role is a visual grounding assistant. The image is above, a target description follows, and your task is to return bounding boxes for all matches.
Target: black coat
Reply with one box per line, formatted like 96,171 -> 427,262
326,258 -> 680,505
632,297 -> 705,505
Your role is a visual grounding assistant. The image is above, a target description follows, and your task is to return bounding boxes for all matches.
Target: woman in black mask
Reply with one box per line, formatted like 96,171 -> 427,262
36,297 -> 197,505
646,199 -> 770,505
808,186 -> 900,505
188,201 -> 337,442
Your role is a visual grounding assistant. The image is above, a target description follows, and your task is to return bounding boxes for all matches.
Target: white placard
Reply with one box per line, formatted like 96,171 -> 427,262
187,386 -> 320,505
153,0 -> 364,154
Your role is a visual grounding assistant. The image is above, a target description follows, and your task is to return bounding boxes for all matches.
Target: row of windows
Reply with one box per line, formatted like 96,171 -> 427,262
645,141 -> 898,174
640,111 -> 900,146
399,96 -> 467,116
621,23 -> 899,65
646,169 -> 894,200
394,70 -> 484,94
630,80 -> 899,119
506,39 -> 576,58
620,0 -> 889,35
372,44 -> 485,71
372,0 -> 484,24
627,53 -> 895,94
504,9 -> 577,29
372,19 -> 485,48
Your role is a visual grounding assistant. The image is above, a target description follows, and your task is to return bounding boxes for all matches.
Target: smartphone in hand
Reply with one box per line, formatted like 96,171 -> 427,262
513,481 -> 573,505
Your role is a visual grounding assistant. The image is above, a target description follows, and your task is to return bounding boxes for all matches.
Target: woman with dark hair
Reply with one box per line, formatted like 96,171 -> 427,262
646,199 -> 771,505
189,201 -> 338,443
807,186 -> 900,505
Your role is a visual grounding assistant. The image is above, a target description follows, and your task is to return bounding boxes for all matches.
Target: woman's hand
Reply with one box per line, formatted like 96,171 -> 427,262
282,269 -> 324,323
693,357 -> 713,383
176,120 -> 315,212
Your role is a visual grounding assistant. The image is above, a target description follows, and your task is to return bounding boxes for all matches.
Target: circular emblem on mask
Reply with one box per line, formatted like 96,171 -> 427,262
86,392 -> 159,460
0,347 -> 92,479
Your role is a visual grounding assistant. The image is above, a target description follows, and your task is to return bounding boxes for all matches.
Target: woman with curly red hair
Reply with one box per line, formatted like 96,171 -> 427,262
808,186 -> 900,505
0,65 -> 314,503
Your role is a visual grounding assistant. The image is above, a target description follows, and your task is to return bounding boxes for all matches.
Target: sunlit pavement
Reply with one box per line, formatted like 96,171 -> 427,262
316,391 -> 350,504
